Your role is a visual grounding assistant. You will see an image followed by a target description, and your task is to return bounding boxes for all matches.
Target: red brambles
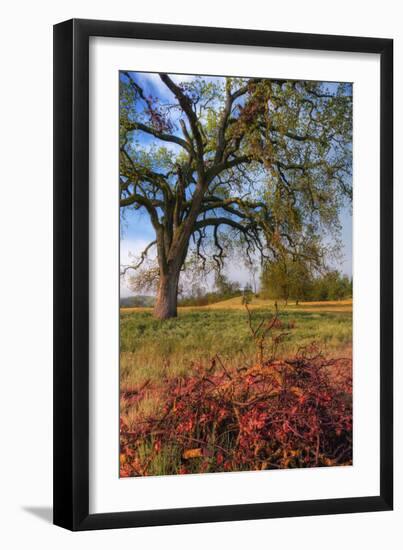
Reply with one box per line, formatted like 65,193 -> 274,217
120,347 -> 352,477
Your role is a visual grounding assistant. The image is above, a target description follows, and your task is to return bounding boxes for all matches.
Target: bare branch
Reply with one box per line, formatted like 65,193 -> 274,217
119,190 -> 161,229
158,74 -> 205,168
194,217 -> 248,233
120,240 -> 157,275
206,155 -> 254,182
125,121 -> 190,152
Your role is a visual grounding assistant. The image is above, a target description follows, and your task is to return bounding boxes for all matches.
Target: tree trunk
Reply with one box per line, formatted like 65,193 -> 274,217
153,271 -> 180,319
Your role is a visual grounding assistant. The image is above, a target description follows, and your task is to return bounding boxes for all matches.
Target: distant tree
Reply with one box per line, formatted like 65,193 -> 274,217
190,283 -> 204,300
120,295 -> 155,308
214,272 -> 239,296
261,259 -> 288,303
241,283 -> 254,305
310,271 -> 352,300
178,273 -> 241,307
261,257 -> 352,303
120,73 -> 352,318
247,262 -> 259,295
261,255 -> 312,304
290,261 -> 313,305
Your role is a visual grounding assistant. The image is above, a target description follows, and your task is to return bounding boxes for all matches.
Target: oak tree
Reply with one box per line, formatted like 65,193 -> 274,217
120,73 -> 352,319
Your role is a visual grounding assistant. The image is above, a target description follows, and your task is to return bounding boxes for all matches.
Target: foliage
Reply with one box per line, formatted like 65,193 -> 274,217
120,295 -> 155,308
261,256 -> 312,303
310,271 -> 353,301
178,272 -> 241,306
261,260 -> 352,302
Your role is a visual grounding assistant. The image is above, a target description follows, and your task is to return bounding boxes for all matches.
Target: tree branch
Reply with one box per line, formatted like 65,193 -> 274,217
125,121 -> 190,152
120,191 -> 161,229
206,155 -> 254,182
194,217 -> 247,232
120,146 -> 173,202
120,240 -> 157,274
158,74 -> 205,168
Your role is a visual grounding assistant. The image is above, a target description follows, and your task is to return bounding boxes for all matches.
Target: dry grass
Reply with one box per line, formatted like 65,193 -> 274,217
120,308 -> 352,387
121,297 -> 352,315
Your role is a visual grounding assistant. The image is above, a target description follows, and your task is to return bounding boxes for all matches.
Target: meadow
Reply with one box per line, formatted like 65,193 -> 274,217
119,298 -> 352,477
120,298 -> 352,390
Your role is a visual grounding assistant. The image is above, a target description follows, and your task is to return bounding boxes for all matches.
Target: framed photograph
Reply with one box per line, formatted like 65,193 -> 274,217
53,19 -> 393,530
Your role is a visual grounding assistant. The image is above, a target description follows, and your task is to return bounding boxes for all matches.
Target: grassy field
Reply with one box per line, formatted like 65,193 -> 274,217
120,297 -> 352,476
120,298 -> 352,391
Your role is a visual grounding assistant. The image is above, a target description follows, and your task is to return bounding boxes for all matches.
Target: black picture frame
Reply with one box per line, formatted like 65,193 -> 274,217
53,18 -> 393,531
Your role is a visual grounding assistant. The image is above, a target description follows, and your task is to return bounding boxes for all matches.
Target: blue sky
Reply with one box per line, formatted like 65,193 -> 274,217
120,73 -> 352,297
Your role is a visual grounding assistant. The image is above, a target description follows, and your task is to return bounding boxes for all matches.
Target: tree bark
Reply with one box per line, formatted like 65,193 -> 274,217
153,214 -> 192,319
153,270 -> 180,319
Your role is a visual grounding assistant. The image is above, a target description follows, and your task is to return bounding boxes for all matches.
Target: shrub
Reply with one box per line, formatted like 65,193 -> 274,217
120,344 -> 352,476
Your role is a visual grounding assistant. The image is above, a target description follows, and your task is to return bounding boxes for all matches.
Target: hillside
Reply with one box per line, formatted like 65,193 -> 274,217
193,295 -> 352,313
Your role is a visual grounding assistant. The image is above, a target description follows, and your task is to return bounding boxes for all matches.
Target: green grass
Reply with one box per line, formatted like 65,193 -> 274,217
135,440 -> 184,476
120,308 -> 352,389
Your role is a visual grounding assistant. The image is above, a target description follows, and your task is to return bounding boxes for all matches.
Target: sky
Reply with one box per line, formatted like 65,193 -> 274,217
120,72 -> 352,298
120,206 -> 352,298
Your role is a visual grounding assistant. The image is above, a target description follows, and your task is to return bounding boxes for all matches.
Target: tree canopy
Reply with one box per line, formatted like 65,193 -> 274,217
119,72 -> 352,318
